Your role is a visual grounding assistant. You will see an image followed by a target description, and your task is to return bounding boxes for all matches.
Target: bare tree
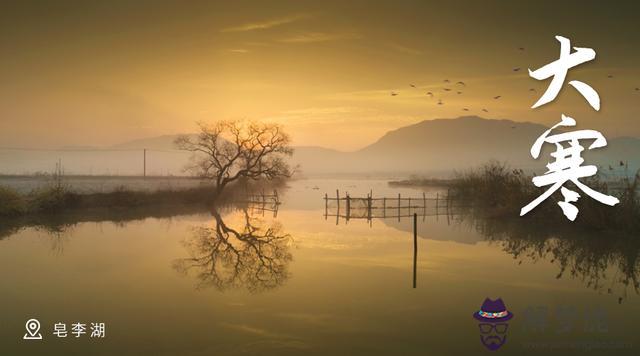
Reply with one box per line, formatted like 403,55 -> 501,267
175,121 -> 293,201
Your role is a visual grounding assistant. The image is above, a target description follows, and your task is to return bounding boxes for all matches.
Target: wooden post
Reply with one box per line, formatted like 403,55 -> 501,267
346,193 -> 351,221
397,193 -> 401,222
423,192 -> 426,221
336,189 -> 340,225
435,193 -> 439,220
383,197 -> 386,218
367,193 -> 372,223
413,213 -> 418,289
273,192 -> 279,217
446,188 -> 451,225
324,193 -> 328,220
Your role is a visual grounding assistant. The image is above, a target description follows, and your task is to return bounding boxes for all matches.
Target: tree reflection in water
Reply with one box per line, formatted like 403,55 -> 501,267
455,211 -> 640,303
174,208 -> 292,293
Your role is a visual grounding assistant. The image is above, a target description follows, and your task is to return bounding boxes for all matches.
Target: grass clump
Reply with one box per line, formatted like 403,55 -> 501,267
450,161 -> 534,208
0,186 -> 27,216
0,183 -> 230,217
27,186 -> 78,213
450,161 -> 640,233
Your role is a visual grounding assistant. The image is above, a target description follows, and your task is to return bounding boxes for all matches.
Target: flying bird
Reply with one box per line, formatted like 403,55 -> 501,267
482,108 -> 489,112
391,92 -> 398,96
494,95 -> 502,99
609,165 -> 614,171
456,81 -> 466,86
462,108 -> 469,111
511,126 -> 517,129
635,87 -> 639,91
443,88 -> 452,91
443,79 -> 450,83
620,160 -> 625,166
410,84 -> 416,88
426,91 -> 433,97
513,67 -> 521,72
518,47 -> 525,51
456,91 -> 462,94
608,74 -> 614,78
437,99 -> 443,105
529,88 -> 536,92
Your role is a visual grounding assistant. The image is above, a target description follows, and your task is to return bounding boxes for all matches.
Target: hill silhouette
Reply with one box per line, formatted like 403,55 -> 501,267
293,116 -> 640,176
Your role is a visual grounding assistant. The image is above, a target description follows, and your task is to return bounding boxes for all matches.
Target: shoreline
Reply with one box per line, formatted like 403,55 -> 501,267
0,178 -> 285,219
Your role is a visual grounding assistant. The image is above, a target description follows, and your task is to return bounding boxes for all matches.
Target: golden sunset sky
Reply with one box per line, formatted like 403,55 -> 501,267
1,0 -> 639,150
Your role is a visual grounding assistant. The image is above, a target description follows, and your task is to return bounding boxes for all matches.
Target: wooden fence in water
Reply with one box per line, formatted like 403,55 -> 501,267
323,189 -> 468,225
243,190 -> 281,217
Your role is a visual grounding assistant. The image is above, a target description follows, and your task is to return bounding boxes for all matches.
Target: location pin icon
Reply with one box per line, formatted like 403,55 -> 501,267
23,319 -> 42,340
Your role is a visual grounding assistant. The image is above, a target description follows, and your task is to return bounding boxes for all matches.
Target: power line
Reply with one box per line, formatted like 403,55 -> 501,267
0,147 -> 185,153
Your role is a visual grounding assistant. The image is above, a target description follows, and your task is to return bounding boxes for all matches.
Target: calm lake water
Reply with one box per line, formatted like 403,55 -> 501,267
1,179 -> 638,355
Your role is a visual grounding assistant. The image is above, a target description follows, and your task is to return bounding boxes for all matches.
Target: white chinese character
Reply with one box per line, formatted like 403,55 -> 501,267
53,322 -> 67,338
90,323 -> 106,338
520,114 -> 619,220
71,323 -> 86,338
529,35 -> 600,110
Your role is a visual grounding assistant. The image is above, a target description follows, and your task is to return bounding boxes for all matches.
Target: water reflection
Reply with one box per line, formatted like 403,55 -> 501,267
2,178 -> 638,302
319,188 -> 640,301
0,216 -> 76,254
174,208 -> 293,293
455,210 -> 640,303
36,224 -> 74,255
0,203 -> 210,241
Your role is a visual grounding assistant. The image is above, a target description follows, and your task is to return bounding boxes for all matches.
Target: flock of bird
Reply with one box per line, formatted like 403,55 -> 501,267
391,77 -> 508,114
390,46 -> 639,114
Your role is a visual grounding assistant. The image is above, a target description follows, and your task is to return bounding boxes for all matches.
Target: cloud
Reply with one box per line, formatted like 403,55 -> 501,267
322,88 -> 427,102
278,32 -> 361,44
263,106 -> 377,125
220,323 -> 280,338
280,106 -> 373,116
262,106 -> 419,129
388,43 -> 423,55
222,48 -> 250,54
221,14 -> 308,32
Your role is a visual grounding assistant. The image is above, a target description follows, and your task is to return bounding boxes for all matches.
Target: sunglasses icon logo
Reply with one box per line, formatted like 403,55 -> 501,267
478,323 -> 508,334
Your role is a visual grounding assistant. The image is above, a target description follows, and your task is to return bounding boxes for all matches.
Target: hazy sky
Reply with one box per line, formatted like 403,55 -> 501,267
1,0 -> 639,150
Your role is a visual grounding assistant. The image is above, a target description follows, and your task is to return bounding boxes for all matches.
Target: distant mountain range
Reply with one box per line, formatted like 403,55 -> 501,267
2,116 -> 638,176
292,116 -> 640,176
